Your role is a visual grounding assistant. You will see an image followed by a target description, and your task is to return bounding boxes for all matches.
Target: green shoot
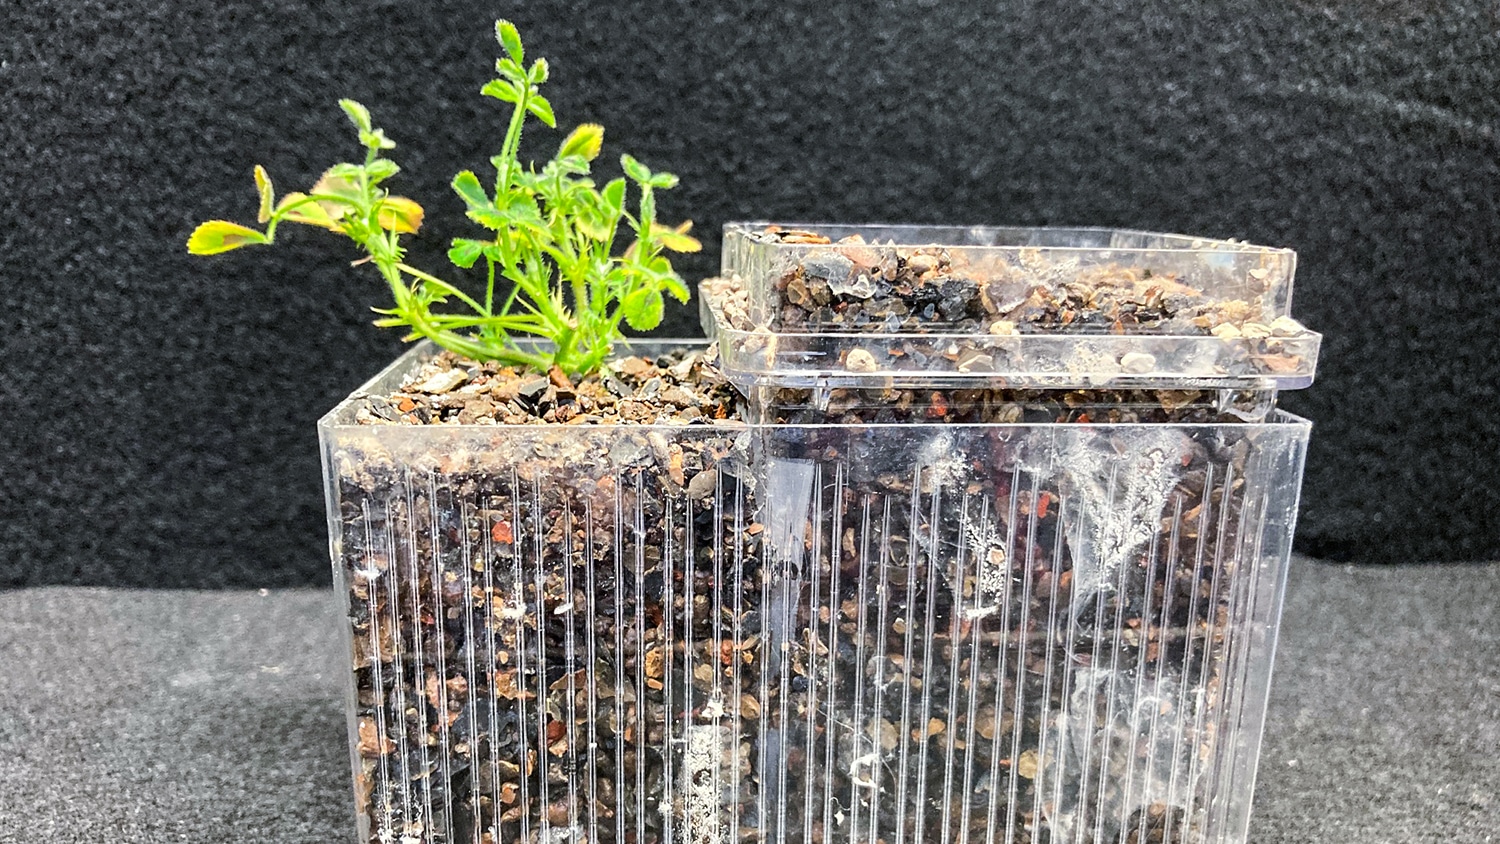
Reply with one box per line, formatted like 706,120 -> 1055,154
188,20 -> 698,377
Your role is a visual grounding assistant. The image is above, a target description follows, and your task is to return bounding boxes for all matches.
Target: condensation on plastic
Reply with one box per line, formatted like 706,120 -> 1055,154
707,224 -> 1321,390
320,342 -> 1310,844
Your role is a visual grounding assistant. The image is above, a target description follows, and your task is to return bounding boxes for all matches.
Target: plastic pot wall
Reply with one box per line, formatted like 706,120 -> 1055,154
320,342 -> 1309,844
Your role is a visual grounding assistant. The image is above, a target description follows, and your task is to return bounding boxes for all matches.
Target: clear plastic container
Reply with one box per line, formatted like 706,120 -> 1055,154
706,224 -> 1321,390
320,340 -> 1311,844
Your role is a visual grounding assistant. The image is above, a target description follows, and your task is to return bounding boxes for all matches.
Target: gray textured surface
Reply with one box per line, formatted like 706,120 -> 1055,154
0,560 -> 1495,843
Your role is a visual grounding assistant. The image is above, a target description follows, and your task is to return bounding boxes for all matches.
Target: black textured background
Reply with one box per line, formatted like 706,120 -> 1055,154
4,1 -> 1498,587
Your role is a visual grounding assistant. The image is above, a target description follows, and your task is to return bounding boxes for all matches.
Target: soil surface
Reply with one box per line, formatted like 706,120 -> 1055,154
743,226 -> 1302,339
353,345 -> 1267,431
353,346 -> 744,427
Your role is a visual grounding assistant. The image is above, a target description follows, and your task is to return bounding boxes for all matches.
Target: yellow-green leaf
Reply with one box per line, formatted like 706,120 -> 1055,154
574,211 -> 612,242
310,169 -> 361,218
275,193 -> 343,231
186,220 -> 268,255
339,99 -> 372,132
558,123 -> 603,161
253,165 -> 274,223
658,221 -> 700,253
377,196 -> 424,234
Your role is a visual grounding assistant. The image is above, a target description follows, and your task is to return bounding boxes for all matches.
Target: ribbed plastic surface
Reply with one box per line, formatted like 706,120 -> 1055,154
320,344 -> 1310,844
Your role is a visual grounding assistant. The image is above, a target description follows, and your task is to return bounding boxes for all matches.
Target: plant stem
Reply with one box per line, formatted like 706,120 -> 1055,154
395,263 -> 489,315
485,259 -> 497,314
494,83 -> 529,195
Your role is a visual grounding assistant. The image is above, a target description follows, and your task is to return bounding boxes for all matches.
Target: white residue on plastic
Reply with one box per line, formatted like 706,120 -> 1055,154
681,724 -> 735,844
964,512 -> 1009,616
1034,429 -> 1189,606
763,456 -> 816,680
764,457 -> 816,568
917,430 -> 969,489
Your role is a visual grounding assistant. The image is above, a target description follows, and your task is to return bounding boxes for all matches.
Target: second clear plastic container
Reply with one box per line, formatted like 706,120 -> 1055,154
706,223 -> 1321,390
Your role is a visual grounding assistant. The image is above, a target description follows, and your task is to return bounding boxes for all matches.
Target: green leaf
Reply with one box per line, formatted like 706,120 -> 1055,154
558,123 -> 604,161
620,286 -> 664,331
510,169 -> 543,190
467,208 -> 506,229
360,128 -> 396,150
648,172 -> 679,189
662,274 -> 691,303
529,58 -> 549,85
468,191 -> 545,232
481,79 -> 521,103
451,170 -> 490,209
548,154 -> 591,176
448,238 -> 486,269
339,99 -> 372,132
187,220 -> 268,255
253,165 -> 273,223
527,94 -> 555,127
494,58 -> 525,82
639,188 -> 655,225
601,178 -> 626,214
496,20 -> 524,65
323,163 -> 364,181
365,159 -> 400,182
496,192 -> 544,226
619,154 -> 651,183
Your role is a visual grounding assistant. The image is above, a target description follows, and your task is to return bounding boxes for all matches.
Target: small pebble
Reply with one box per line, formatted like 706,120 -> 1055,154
414,369 -> 468,394
687,470 -> 718,499
956,351 -> 995,373
1120,352 -> 1156,374
1269,316 -> 1303,337
906,254 -> 938,275
845,348 -> 880,372
517,377 -> 550,400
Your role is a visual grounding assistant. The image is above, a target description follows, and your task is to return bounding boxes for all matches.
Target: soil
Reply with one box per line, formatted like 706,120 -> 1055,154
743,227 -> 1300,338
332,343 -> 1272,844
704,226 -> 1313,384
763,385 -> 1273,426
353,346 -> 744,427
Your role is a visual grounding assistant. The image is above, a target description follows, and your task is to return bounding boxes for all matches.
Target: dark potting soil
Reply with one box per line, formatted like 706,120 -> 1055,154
333,344 -> 1273,844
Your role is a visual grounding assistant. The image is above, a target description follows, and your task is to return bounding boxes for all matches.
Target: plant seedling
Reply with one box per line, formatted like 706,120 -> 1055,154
189,20 -> 699,377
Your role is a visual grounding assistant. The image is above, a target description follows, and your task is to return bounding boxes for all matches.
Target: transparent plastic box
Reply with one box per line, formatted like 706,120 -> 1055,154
320,338 -> 1312,844
706,223 -> 1321,390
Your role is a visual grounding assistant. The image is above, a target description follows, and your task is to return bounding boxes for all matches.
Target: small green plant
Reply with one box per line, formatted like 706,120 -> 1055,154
188,20 -> 698,377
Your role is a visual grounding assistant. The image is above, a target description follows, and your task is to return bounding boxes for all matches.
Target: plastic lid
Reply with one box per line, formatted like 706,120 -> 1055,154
703,223 -> 1321,390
